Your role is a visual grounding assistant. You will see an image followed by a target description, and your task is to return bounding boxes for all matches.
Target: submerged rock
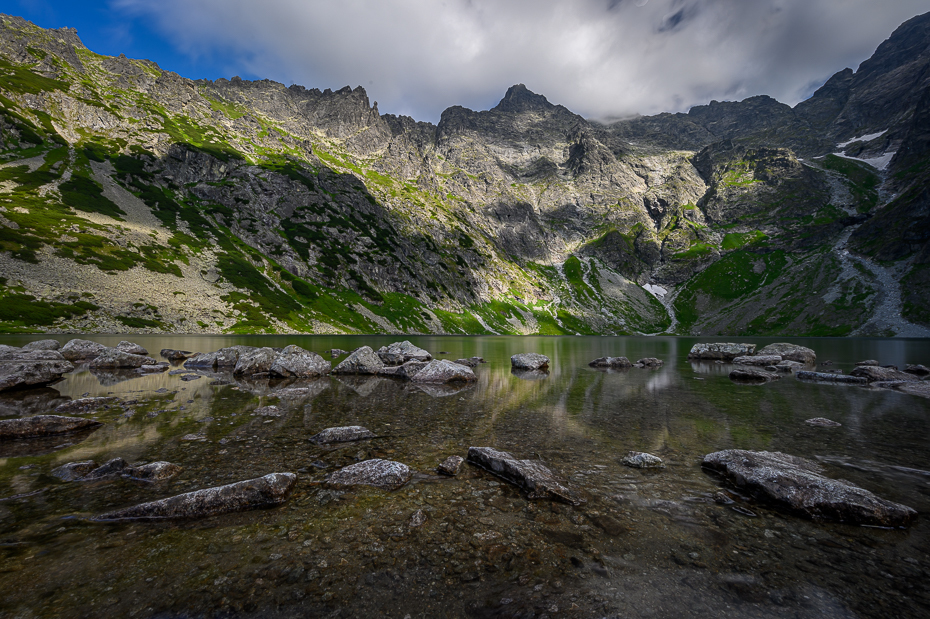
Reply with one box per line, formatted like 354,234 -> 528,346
92,472 -> 297,521
467,446 -> 584,505
702,450 -> 917,527
115,341 -> 148,356
589,356 -> 631,369
879,381 -> 930,399
905,364 -> 930,377
757,343 -> 816,364
688,343 -> 756,361
454,358 -> 479,368
21,339 -> 61,351
82,457 -> 131,480
621,451 -> 665,468
850,366 -> 919,383
437,455 -> 464,476
89,349 -> 157,369
733,355 -> 783,366
0,415 -> 102,439
54,396 -> 119,415
329,348 -> 349,359
270,345 -> 331,378
796,371 -> 868,384
806,418 -> 842,427
729,368 -> 780,383
0,357 -> 74,392
410,359 -> 477,383
125,461 -> 184,482
511,353 -> 550,371
332,346 -> 384,375
378,341 -> 432,362
308,426 -> 375,444
60,339 -> 108,361
511,369 -> 549,381
252,405 -> 283,417
51,460 -> 97,481
327,459 -> 412,490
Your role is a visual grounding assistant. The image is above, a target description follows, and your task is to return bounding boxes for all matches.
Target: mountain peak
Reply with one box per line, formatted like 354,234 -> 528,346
493,84 -> 554,113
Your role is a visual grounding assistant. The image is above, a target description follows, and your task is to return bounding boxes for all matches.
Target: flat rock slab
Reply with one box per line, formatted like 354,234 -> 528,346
332,346 -> 384,375
621,451 -> 665,468
688,343 -> 756,361
308,426 -> 375,444
54,396 -> 119,415
0,358 -> 75,392
437,455 -> 464,476
0,415 -> 103,439
733,355 -> 784,366
796,371 -> 868,384
702,450 -> 917,527
757,343 -> 816,364
467,446 -> 584,505
92,472 -> 297,521
326,459 -> 411,490
410,359 -> 477,383
806,417 -> 842,427
729,368 -> 780,383
511,353 -> 550,371
589,357 -> 631,369
850,366 -> 919,383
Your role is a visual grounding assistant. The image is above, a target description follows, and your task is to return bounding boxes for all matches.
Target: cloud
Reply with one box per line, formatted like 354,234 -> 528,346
112,0 -> 929,122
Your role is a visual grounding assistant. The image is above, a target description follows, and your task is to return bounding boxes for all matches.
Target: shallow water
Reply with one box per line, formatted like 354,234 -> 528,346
0,335 -> 929,619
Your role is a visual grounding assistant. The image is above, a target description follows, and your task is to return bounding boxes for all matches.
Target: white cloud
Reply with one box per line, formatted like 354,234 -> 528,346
112,0 -> 930,122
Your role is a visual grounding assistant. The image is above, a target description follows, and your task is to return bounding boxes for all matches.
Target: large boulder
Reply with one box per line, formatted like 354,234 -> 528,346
60,339 -> 108,361
160,349 -> 193,361
184,347 -> 243,370
89,349 -> 157,369
733,355 -> 783,366
702,450 -> 917,527
270,345 -> 331,378
21,339 -> 61,351
379,360 -> 428,379
0,350 -> 66,361
410,359 -> 477,383
757,343 -> 816,364
233,347 -> 277,376
688,343 -> 756,361
115,341 -> 148,355
92,472 -> 297,521
0,415 -> 102,439
378,341 -> 431,362
850,366 -> 920,383
467,446 -> 584,505
729,368 -> 780,383
332,346 -> 384,375
0,357 -> 74,392
327,459 -> 412,490
589,356 -> 631,369
511,353 -> 550,371
308,426 -> 376,444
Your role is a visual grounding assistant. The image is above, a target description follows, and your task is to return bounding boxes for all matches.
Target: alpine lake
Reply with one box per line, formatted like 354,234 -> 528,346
1,335 -> 929,619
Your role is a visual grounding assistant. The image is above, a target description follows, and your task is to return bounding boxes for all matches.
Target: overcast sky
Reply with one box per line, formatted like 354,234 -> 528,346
12,0 -> 930,122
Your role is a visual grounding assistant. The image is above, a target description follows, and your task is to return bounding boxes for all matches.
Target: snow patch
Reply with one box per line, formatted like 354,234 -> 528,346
837,130 -> 887,148
643,284 -> 667,298
830,151 -> 896,171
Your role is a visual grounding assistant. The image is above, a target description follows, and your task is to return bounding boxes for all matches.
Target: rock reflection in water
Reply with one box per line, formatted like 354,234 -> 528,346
0,335 -> 928,618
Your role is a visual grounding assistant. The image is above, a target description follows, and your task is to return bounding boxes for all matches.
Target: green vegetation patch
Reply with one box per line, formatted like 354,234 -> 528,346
0,293 -> 98,329
722,230 -> 767,251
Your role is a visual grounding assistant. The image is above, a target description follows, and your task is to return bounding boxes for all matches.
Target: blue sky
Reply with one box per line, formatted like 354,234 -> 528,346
6,1 -> 929,123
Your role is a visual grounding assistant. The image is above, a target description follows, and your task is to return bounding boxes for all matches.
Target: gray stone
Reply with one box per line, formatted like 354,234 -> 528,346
437,455 -> 464,476
733,355 -> 783,366
329,348 -> 349,359
60,339 -> 108,361
377,351 -> 406,366
21,339 -> 61,351
467,446 -> 584,505
636,357 -> 664,367
904,364 -> 930,377
327,459 -> 412,490
138,363 -> 169,373
688,343 -> 756,361
0,350 -> 66,361
621,451 -> 665,468
184,347 -> 243,370
0,358 -> 75,392
454,358 -> 479,368
270,345 -> 331,378
308,426 -> 376,444
378,341 -> 432,362
774,360 -> 804,373
806,418 -> 842,427
160,349 -> 193,361
83,457 -> 130,480
410,359 -> 477,383
332,346 -> 384,375
54,396 -> 119,415
252,405 -> 283,417
125,461 -> 183,482
796,371 -> 868,384
702,450 -> 917,527
0,415 -> 102,439
729,368 -> 780,383
115,341 -> 148,355
92,472 -> 297,521
89,349 -> 157,369
850,366 -> 920,383
51,460 -> 96,481
233,347 -> 277,376
409,509 -> 428,528
588,356 -> 631,368
757,343 -> 816,364
511,353 -> 550,371
879,381 -> 930,399
379,360 -> 428,379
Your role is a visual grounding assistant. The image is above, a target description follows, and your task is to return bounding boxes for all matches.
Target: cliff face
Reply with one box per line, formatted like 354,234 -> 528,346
0,12 -> 928,336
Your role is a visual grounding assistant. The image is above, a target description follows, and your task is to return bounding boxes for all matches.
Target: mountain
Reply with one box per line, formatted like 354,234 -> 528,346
0,12 -> 928,336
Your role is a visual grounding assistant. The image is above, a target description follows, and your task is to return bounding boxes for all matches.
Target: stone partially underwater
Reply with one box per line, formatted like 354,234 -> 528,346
702,450 -> 917,527
467,446 -> 584,505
